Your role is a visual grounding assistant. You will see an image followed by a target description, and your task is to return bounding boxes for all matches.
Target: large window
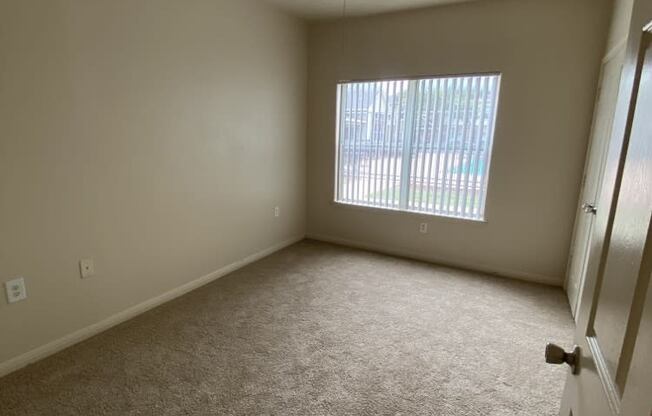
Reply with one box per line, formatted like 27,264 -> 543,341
335,74 -> 501,221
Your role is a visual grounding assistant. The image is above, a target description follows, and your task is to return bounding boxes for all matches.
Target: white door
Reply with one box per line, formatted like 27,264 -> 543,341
556,11 -> 652,415
565,47 -> 625,317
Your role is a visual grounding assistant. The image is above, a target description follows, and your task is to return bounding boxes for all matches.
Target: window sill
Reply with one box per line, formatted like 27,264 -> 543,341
329,200 -> 488,224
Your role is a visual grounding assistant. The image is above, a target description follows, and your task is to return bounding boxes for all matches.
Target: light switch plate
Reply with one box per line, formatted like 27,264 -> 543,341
79,259 -> 95,279
5,277 -> 27,304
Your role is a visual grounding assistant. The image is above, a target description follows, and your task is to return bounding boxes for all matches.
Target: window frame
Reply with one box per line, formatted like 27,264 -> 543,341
333,72 -> 502,223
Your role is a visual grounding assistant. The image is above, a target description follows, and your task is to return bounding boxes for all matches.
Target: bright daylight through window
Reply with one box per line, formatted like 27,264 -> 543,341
335,74 -> 501,220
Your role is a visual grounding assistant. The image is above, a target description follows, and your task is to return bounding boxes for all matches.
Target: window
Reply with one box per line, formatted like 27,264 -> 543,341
335,74 -> 501,221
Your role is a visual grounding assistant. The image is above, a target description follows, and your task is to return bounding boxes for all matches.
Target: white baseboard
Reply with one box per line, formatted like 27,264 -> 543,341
0,235 -> 304,379
306,233 -> 562,287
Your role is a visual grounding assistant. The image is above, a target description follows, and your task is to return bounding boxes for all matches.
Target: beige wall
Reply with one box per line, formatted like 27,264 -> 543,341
306,0 -> 612,284
0,0 -> 306,365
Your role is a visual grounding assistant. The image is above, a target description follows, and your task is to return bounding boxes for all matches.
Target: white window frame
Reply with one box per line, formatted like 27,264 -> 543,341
333,73 -> 501,222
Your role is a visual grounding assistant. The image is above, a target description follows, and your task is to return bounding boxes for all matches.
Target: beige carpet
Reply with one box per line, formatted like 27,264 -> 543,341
0,240 -> 573,415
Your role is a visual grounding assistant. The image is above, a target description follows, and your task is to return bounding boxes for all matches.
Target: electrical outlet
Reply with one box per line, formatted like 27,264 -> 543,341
274,206 -> 280,218
79,258 -> 95,279
419,223 -> 428,234
5,277 -> 27,304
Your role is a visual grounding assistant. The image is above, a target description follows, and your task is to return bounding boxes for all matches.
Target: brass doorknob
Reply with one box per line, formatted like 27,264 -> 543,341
545,343 -> 580,374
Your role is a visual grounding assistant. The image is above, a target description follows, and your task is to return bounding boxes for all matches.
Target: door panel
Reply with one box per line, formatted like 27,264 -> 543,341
559,5 -> 652,415
566,47 -> 625,317
592,53 -> 652,382
620,267 -> 652,415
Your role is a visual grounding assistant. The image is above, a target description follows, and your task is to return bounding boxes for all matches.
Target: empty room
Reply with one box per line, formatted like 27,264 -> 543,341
1,0 -> 652,414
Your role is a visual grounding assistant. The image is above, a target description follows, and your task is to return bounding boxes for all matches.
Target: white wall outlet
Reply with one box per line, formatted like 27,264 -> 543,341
79,258 -> 95,279
274,206 -> 280,218
419,223 -> 428,234
5,277 -> 27,304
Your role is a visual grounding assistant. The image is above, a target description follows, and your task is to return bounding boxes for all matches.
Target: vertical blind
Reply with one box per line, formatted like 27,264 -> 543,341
335,74 -> 501,220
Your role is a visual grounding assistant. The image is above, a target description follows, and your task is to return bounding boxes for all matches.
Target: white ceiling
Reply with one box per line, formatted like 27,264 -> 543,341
263,0 -> 479,20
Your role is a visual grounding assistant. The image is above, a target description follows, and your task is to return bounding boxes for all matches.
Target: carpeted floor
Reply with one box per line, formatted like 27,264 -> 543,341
0,240 -> 573,415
